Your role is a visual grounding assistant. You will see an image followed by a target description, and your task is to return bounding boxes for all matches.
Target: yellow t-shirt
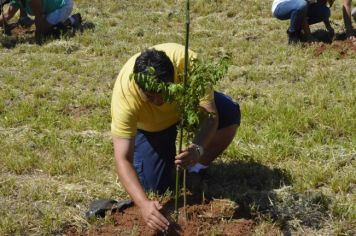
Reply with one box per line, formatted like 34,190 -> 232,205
111,43 -> 213,138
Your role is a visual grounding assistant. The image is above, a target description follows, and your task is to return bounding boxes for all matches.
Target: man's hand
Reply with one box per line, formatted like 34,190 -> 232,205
113,137 -> 170,232
140,200 -> 170,232
175,145 -> 200,168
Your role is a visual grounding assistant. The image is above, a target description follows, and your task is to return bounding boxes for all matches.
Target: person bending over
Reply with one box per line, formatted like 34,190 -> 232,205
272,0 -> 335,44
111,43 -> 240,232
1,0 -> 33,28
0,0 -> 81,41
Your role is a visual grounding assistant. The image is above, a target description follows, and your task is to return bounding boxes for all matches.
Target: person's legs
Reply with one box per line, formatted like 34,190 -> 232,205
46,0 -> 73,26
273,0 -> 308,33
307,4 -> 331,25
198,92 -> 241,166
133,125 -> 177,194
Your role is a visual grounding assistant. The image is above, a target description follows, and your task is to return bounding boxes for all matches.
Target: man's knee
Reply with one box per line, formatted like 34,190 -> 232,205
214,92 -> 241,129
295,0 -> 308,12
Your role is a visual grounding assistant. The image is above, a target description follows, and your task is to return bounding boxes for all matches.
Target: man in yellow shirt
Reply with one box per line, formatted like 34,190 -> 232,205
111,43 -> 240,232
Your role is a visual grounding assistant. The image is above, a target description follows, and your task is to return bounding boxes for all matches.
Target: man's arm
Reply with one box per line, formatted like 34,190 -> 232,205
29,0 -> 50,38
343,0 -> 355,37
175,101 -> 219,168
113,136 -> 169,232
0,4 -> 18,26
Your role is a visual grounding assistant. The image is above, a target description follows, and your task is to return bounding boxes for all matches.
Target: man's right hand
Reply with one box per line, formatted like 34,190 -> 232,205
139,200 -> 170,232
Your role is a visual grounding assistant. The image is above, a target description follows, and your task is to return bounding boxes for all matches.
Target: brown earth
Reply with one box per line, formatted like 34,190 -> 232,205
11,26 -> 35,36
314,39 -> 356,57
66,198 -> 255,236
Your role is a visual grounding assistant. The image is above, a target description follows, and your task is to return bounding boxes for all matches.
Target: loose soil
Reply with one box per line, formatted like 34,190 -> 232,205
66,197 -> 255,236
11,26 -> 35,36
314,39 -> 356,57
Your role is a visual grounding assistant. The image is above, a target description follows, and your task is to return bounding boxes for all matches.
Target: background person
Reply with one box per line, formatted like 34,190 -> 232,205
272,0 -> 334,44
1,0 -> 33,27
0,0 -> 81,41
111,43 -> 240,232
303,0 -> 335,41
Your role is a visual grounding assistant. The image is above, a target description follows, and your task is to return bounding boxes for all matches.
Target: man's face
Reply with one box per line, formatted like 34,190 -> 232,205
143,90 -> 164,106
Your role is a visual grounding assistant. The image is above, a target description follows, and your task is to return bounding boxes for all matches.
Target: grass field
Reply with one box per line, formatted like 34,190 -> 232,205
1,0 -> 355,235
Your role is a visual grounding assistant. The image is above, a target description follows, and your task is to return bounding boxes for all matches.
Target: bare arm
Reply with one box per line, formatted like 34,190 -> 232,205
113,136 -> 169,232
175,101 -> 219,168
343,0 -> 354,37
29,0 -> 50,34
29,0 -> 43,22
0,4 -> 18,26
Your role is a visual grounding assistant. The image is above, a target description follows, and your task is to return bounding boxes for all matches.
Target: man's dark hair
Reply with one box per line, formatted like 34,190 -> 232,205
133,49 -> 174,88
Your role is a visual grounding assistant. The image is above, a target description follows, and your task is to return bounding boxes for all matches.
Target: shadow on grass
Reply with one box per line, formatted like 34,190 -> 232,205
310,29 -> 356,44
207,158 -> 291,211
0,20 -> 95,49
204,159 -> 331,234
310,29 -> 333,44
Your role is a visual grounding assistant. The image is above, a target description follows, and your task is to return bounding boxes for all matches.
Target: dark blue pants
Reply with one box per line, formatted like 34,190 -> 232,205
307,4 -> 330,25
133,92 -> 241,193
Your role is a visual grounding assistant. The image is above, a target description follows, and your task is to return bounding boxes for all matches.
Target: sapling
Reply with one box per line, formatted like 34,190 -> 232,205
130,0 -> 229,223
130,56 -> 229,220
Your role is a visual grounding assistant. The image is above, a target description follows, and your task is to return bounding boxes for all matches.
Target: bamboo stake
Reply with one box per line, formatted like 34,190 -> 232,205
174,0 -> 190,222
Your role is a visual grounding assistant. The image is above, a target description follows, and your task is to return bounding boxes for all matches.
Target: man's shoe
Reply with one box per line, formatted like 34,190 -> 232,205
63,13 -> 82,30
71,13 -> 82,30
17,16 -> 34,28
287,30 -> 301,45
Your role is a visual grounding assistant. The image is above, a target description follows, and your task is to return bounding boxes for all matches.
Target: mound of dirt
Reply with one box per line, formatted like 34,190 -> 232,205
314,39 -> 356,57
11,26 -> 35,36
67,198 -> 254,236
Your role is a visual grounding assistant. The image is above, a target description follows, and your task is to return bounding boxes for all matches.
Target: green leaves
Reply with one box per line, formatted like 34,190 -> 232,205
130,57 -> 229,138
129,67 -> 169,94
176,57 -> 229,138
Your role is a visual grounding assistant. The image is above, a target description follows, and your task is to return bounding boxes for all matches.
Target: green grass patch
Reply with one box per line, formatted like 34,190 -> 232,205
1,0 -> 355,235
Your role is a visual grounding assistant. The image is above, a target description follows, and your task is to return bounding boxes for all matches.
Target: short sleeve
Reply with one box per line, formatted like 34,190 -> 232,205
111,94 -> 138,138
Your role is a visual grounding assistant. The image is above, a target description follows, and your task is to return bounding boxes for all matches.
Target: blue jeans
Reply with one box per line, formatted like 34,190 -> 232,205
273,0 -> 307,33
46,0 -> 73,25
133,92 -> 241,193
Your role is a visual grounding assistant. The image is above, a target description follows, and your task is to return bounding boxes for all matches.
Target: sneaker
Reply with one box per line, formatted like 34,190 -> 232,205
63,13 -> 82,30
17,16 -> 34,28
287,29 -> 301,45
71,13 -> 82,30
